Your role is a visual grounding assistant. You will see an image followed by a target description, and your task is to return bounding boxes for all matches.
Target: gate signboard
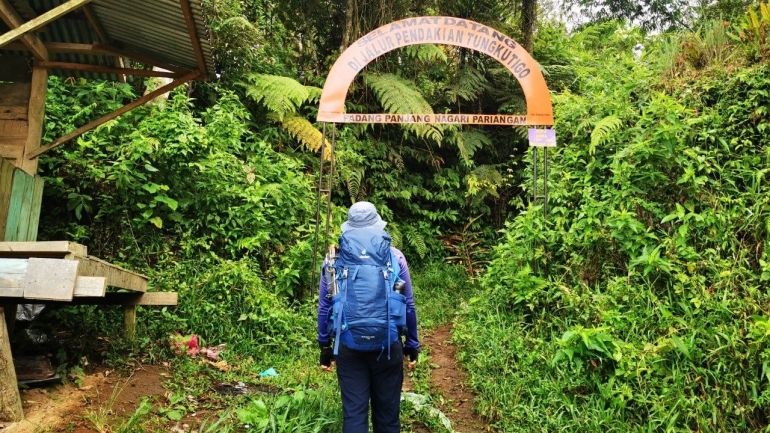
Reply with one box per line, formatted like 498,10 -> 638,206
317,16 -> 554,126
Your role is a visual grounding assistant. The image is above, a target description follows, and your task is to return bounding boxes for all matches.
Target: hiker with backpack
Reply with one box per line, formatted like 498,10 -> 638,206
317,201 -> 420,433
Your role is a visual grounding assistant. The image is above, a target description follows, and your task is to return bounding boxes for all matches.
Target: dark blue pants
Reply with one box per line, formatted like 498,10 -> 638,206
336,342 -> 404,433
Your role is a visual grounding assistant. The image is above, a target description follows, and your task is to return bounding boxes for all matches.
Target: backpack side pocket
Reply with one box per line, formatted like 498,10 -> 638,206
389,292 -> 407,334
328,293 -> 344,336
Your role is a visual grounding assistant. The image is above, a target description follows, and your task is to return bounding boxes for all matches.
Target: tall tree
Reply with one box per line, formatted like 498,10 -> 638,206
697,0 -> 757,21
564,0 -> 694,31
520,0 -> 537,51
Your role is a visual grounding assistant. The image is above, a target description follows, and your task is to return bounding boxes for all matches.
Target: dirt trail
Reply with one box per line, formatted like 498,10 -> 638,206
2,325 -> 487,432
3,365 -> 168,433
405,322 -> 488,433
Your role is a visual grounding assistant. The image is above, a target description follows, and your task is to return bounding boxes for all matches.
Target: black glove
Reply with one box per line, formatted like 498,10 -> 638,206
320,345 -> 333,367
404,347 -> 419,363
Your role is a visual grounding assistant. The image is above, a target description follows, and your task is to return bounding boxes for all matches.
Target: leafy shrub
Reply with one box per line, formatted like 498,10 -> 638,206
144,257 -> 313,356
235,388 -> 341,432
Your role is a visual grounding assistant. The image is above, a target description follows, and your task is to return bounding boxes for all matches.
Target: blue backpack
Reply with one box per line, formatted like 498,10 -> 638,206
328,228 -> 407,358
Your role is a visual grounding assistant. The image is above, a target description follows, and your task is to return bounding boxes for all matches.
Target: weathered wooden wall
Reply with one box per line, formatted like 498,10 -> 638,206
0,84 -> 30,166
0,68 -> 47,176
0,157 -> 44,242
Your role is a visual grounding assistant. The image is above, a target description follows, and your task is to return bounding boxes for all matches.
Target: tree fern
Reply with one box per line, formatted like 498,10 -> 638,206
282,114 -> 325,156
590,115 -> 623,155
449,129 -> 492,167
446,65 -> 490,104
404,44 -> 448,63
345,168 -> 365,202
363,72 -> 434,114
362,73 -> 443,143
239,74 -> 322,120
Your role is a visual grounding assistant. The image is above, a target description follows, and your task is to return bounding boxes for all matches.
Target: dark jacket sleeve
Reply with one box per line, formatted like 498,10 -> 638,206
317,262 -> 332,346
393,247 -> 420,351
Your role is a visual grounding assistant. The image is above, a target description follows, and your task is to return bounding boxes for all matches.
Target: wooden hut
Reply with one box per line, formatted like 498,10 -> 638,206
0,0 -> 215,421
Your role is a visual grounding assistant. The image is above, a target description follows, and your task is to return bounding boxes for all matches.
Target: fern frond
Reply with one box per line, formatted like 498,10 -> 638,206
303,86 -> 323,104
573,21 -> 618,48
414,124 -> 444,144
282,114 -> 327,157
387,148 -> 405,171
403,225 -> 428,259
345,168 -> 365,202
446,65 -> 490,103
590,115 -> 623,155
363,73 -> 434,114
388,224 -> 403,250
576,117 -> 594,134
239,74 -> 322,120
470,165 -> 504,186
512,126 -> 529,140
404,44 -> 448,63
450,129 -> 492,167
259,183 -> 284,197
363,73 -> 443,143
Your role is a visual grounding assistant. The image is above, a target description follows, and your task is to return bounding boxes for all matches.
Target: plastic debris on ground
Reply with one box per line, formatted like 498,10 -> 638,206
259,367 -> 278,377
213,381 -> 250,396
401,392 -> 454,432
169,333 -> 226,359
16,304 -> 45,322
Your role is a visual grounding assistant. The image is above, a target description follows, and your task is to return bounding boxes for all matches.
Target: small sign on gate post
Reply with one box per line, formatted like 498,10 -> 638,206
528,128 -> 556,147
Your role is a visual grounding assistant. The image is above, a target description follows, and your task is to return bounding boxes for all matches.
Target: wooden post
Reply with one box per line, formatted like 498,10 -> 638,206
123,305 -> 136,340
0,158 -> 13,240
1,303 -> 16,334
0,306 -> 23,422
20,65 -> 47,175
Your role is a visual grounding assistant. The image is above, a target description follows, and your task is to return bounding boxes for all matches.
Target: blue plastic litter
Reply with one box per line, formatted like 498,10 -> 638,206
259,367 -> 278,377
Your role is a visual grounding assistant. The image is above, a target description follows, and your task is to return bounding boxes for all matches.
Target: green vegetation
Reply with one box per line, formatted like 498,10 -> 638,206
19,0 -> 770,431
455,9 -> 770,432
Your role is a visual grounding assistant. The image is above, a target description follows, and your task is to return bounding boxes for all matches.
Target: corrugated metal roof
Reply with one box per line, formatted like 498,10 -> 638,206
0,0 -> 215,80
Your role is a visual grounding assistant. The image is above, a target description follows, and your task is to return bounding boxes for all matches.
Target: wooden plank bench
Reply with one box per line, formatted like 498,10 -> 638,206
0,241 -> 148,299
0,241 -> 169,334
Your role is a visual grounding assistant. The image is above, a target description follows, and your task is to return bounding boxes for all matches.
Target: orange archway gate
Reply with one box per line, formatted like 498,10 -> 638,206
317,16 -> 554,126
311,16 -> 556,284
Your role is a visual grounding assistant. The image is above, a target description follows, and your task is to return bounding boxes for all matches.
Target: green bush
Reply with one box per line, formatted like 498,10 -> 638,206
143,257 -> 313,356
